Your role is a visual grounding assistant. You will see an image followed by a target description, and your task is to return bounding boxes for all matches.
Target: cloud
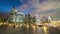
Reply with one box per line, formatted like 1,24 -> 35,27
17,0 -> 60,20
18,0 -> 60,12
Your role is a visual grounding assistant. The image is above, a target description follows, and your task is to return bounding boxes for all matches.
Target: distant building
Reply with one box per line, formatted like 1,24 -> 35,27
46,16 -> 53,23
41,16 -> 47,23
41,16 -> 53,23
35,14 -> 41,23
24,13 -> 36,23
24,13 -> 32,23
8,6 -> 24,23
32,16 -> 36,23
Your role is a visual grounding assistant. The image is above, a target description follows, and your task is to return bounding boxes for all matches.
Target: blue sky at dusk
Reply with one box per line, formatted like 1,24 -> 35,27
0,0 -> 22,12
0,0 -> 44,13
0,0 -> 60,20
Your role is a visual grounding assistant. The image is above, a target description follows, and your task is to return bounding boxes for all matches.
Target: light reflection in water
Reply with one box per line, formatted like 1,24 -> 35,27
42,25 -> 48,34
26,23 -> 29,31
32,25 -> 36,31
32,25 -> 36,34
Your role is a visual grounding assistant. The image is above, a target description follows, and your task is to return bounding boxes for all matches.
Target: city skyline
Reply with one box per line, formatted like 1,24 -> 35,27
0,0 -> 60,34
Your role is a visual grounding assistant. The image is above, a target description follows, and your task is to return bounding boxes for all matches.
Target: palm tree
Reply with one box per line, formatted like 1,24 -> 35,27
0,16 -> 4,22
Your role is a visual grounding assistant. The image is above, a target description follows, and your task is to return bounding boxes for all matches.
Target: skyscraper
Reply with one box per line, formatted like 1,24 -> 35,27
8,6 -> 24,23
35,14 -> 40,23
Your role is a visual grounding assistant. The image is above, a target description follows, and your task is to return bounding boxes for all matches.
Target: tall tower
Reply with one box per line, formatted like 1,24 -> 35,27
8,6 -> 16,22
10,6 -> 15,15
35,14 -> 40,23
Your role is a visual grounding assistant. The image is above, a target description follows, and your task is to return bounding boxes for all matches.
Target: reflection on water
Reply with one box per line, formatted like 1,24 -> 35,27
0,24 -> 45,34
42,26 -> 48,34
0,24 -> 60,34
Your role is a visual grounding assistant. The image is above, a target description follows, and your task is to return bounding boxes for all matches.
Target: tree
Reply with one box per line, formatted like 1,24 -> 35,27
0,16 -> 4,22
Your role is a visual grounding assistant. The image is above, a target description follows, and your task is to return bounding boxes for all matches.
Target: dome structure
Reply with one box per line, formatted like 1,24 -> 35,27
16,11 -> 24,15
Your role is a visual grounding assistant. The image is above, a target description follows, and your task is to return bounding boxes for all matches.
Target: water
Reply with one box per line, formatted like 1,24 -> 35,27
0,24 -> 60,34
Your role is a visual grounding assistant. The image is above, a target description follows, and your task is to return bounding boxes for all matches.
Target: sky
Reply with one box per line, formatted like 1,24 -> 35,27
0,0 -> 21,12
0,0 -> 60,20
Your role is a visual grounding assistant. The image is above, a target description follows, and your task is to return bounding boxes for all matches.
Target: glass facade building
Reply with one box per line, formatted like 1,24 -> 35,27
8,7 -> 24,23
